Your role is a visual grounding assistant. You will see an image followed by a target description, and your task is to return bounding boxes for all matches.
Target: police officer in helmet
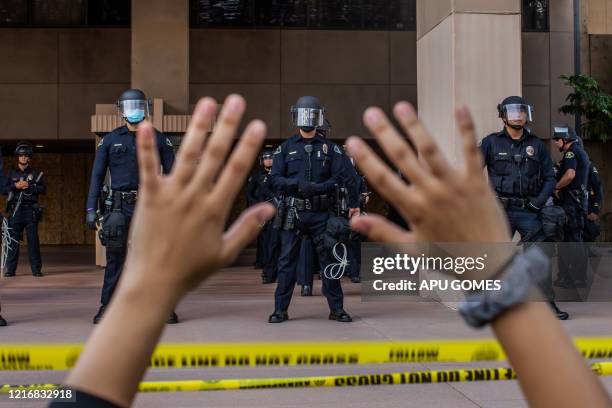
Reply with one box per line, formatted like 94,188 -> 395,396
246,147 -> 280,284
584,160 -> 603,242
480,96 -> 568,320
86,89 -> 177,324
4,142 -> 45,278
552,125 -> 590,288
268,96 -> 354,323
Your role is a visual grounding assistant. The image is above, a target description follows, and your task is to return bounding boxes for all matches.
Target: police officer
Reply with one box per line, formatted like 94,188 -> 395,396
246,148 -> 280,284
584,161 -> 604,242
0,308 -> 6,326
480,96 -> 568,320
552,125 -> 590,288
4,142 -> 45,277
268,96 -> 354,323
86,89 -> 177,324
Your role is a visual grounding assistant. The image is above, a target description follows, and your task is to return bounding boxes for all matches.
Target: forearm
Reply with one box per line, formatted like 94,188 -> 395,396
556,172 -> 574,190
64,273 -> 179,407
492,302 -> 610,408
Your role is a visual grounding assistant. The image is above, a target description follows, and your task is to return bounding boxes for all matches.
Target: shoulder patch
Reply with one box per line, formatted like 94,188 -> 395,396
565,152 -> 575,159
274,146 -> 282,155
97,139 -> 104,148
593,166 -> 599,174
333,145 -> 342,154
165,138 -> 173,148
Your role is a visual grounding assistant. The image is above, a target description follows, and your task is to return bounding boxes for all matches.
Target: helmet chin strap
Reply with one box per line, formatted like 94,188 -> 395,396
503,119 -> 523,131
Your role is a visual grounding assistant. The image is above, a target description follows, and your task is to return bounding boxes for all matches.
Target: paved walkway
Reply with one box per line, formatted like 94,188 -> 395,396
0,246 -> 611,407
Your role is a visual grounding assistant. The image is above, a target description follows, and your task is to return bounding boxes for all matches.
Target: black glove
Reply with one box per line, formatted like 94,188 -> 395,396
526,201 -> 541,213
298,182 -> 321,197
86,209 -> 98,230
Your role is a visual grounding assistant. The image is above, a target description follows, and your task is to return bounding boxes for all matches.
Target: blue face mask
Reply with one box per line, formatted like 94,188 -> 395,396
125,109 -> 146,124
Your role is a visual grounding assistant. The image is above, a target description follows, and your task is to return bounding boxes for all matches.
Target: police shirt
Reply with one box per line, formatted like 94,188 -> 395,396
557,142 -> 589,191
269,134 -> 350,203
5,165 -> 46,204
480,128 -> 556,207
587,163 -> 603,214
86,125 -> 175,210
246,167 -> 275,205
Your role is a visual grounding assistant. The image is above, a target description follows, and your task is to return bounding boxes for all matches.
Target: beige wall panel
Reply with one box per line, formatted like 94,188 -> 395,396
454,0 -> 520,13
390,31 -> 417,84
190,84 -> 281,138
454,13 -> 522,143
550,0 -> 574,32
417,16 -> 455,160
59,29 -> 130,83
549,32 -> 575,127
522,32 -> 550,85
281,31 -> 389,84
190,30 -> 280,83
59,83 -> 129,139
522,85 -> 551,139
0,84 -> 57,140
132,0 -> 189,114
589,35 -> 612,93
281,85 -> 389,140
588,0 -> 610,34
0,29 -> 58,83
390,85 -> 419,109
417,0 -> 452,39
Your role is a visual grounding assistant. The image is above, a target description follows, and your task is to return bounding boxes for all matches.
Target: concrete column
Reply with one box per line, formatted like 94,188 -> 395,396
416,0 -> 522,163
132,0 -> 189,114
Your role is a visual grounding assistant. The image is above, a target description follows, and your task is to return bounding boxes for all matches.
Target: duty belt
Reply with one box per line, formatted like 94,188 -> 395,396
285,195 -> 331,212
114,190 -> 138,205
497,196 -> 529,209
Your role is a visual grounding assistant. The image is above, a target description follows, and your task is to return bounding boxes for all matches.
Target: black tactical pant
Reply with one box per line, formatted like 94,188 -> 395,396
261,222 -> 280,282
558,197 -> 587,284
275,210 -> 343,312
6,204 -> 42,275
100,200 -> 134,306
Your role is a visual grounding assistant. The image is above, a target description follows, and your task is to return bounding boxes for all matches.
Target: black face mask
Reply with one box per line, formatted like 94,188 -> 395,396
504,119 -> 523,131
299,126 -> 315,132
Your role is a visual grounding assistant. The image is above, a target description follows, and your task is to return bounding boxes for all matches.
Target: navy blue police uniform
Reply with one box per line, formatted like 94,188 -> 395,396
86,125 -> 174,306
269,133 -> 348,317
481,128 -> 557,302
584,162 -> 604,242
348,172 -> 369,281
246,166 -> 280,283
4,165 -> 45,276
555,142 -> 590,286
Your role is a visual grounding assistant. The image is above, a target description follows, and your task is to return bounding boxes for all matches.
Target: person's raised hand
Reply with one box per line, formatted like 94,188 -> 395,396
122,95 -> 275,298
347,102 -> 511,245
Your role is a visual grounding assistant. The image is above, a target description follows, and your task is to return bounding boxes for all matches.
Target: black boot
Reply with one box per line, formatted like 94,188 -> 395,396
0,315 -> 7,327
4,272 -> 15,277
93,305 -> 106,324
301,285 -> 312,296
329,309 -> 352,322
550,302 -> 569,320
33,271 -> 43,277
167,311 -> 179,324
268,310 -> 288,323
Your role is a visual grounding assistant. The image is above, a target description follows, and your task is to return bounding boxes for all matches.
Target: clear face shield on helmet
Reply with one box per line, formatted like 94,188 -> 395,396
291,107 -> 325,129
502,104 -> 533,123
118,99 -> 151,125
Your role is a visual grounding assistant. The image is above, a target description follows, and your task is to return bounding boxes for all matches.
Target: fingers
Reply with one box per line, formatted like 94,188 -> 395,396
210,120 -> 267,215
346,137 -> 419,219
350,214 -> 414,243
455,106 -> 484,177
173,98 -> 217,186
220,203 -> 276,265
362,107 -> 427,186
136,121 -> 161,194
193,94 -> 246,190
393,102 -> 452,179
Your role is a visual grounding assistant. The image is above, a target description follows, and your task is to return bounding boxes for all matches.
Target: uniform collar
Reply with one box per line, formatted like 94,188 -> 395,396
15,164 -> 31,173
291,133 -> 325,144
499,127 -> 530,142
117,125 -> 132,135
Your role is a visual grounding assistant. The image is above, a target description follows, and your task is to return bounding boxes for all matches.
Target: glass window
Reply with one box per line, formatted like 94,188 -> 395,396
191,0 -> 416,31
522,0 -> 549,32
31,0 -> 85,26
0,0 -> 27,25
87,0 -> 131,26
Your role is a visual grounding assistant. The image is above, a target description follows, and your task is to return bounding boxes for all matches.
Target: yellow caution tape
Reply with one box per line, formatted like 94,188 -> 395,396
0,337 -> 611,371
1,362 -> 611,393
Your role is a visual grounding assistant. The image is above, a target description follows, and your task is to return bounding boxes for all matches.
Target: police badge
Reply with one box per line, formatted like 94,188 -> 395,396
526,146 -> 535,157
322,144 -> 328,154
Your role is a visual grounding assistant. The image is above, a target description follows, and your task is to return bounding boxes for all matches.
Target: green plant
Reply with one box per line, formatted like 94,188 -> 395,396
559,74 -> 612,142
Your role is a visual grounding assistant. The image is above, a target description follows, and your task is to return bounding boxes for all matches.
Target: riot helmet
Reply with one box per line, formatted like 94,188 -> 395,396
291,96 -> 325,132
497,96 -> 533,130
552,124 -> 578,151
14,142 -> 33,158
117,89 -> 151,125
260,147 -> 274,168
